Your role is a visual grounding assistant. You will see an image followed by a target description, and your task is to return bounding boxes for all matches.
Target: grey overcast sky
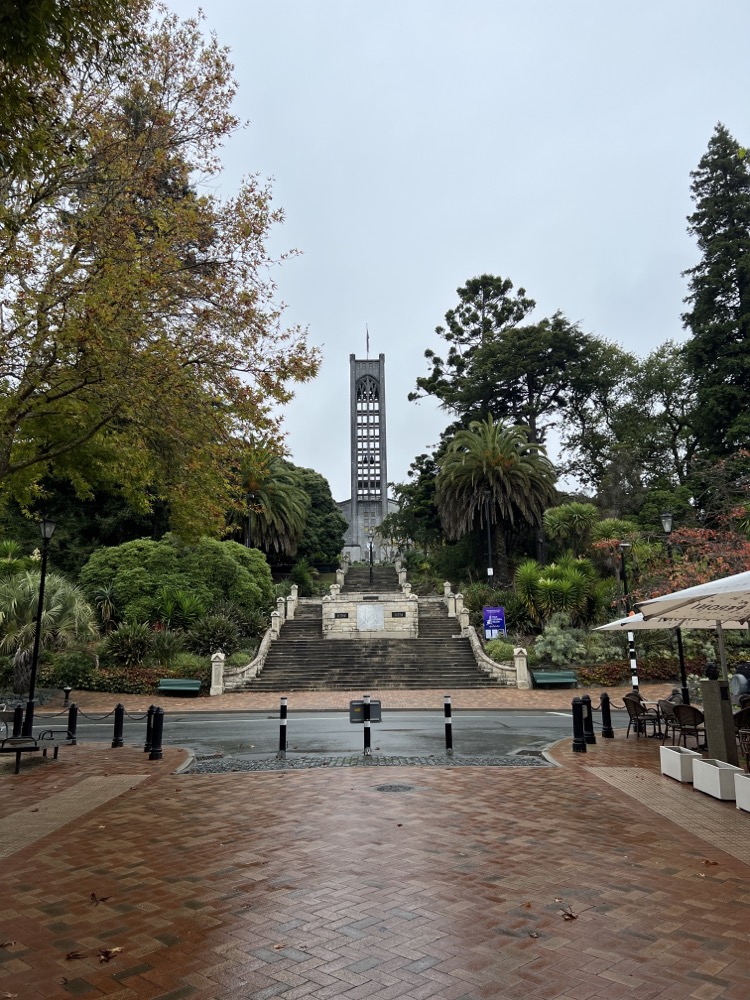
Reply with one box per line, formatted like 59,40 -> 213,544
168,0 -> 749,502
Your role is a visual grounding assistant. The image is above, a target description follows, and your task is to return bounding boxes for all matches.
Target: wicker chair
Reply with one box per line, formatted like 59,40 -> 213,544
673,704 -> 706,749
738,729 -> 750,772
658,700 -> 680,745
623,693 -> 660,738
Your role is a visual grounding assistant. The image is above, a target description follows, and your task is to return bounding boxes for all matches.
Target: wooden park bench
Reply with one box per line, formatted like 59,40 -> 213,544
0,736 -> 41,774
157,678 -> 202,696
530,669 -> 579,689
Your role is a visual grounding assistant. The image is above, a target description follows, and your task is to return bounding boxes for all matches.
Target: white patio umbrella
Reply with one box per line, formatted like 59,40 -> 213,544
635,570 -> 750,680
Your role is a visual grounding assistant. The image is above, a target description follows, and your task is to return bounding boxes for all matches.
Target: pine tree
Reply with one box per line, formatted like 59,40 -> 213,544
683,123 -> 750,455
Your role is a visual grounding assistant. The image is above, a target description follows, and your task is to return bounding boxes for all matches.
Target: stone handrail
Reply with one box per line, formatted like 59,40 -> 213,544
222,627 -> 275,691
465,626 -> 517,685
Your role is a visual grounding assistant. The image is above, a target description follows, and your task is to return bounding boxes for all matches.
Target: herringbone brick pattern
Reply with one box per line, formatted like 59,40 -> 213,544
1,735 -> 749,999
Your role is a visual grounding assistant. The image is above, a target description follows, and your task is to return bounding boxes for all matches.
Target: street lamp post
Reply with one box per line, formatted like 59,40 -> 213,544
367,530 -> 374,586
23,517 -> 56,738
661,511 -> 690,705
618,541 -> 640,694
483,490 -> 493,581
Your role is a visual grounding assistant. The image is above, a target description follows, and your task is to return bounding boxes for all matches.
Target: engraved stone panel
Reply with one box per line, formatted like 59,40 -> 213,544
357,603 -> 384,631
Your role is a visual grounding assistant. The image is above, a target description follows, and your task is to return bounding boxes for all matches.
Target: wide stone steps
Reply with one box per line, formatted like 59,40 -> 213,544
234,595 -> 498,691
341,567 -> 400,593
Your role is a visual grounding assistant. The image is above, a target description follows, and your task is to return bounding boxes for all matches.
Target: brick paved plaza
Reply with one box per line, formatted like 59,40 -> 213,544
1,687 -> 749,999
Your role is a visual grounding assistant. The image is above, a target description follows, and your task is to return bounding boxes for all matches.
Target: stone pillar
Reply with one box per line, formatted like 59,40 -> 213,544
287,584 -> 298,620
459,608 -> 470,636
336,568 -> 345,587
210,651 -> 225,696
330,583 -> 340,598
398,568 -> 407,586
402,582 -> 412,596
271,611 -> 281,638
447,593 -> 457,618
276,596 -> 286,624
514,648 -> 531,690
701,679 -> 738,765
455,593 -> 464,616
443,581 -> 452,598
394,558 -> 401,572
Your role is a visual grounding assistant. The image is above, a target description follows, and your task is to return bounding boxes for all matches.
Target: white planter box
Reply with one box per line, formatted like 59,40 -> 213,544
734,771 -> 750,812
660,745 -> 702,783
692,758 -> 743,800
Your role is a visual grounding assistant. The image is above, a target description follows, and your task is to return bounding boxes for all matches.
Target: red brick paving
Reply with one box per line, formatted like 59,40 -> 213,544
2,695 -> 749,999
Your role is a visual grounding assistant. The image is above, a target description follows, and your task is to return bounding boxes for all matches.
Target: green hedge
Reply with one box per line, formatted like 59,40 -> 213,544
38,657 -> 211,695
575,656 -> 705,688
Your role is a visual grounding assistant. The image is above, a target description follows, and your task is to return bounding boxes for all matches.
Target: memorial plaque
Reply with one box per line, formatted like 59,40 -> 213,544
391,611 -> 406,618
357,603 -> 384,631
362,595 -> 379,601
334,612 -> 349,619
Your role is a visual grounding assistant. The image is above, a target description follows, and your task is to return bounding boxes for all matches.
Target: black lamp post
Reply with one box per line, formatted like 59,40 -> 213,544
661,511 -> 690,705
483,489 -> 494,581
618,541 -> 640,694
23,517 -> 56,737
367,530 -> 374,586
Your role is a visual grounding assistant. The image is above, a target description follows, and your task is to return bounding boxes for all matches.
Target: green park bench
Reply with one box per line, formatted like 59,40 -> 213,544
0,736 -> 41,773
530,669 -> 579,689
157,678 -> 202,696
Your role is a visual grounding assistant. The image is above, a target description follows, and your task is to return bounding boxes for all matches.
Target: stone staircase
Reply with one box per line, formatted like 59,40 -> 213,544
238,593 -> 500,691
340,565 -> 400,593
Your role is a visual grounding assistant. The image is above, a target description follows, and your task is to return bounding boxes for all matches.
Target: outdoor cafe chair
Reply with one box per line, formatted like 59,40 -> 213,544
658,700 -> 680,745
623,693 -> 660,738
673,704 -> 706,749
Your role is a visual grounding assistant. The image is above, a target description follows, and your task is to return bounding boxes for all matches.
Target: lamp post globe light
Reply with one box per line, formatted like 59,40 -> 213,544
23,517 -> 56,738
660,511 -> 690,705
618,541 -> 640,694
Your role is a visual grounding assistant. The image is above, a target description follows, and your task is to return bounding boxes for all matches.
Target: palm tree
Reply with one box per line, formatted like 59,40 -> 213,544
436,417 -> 557,580
239,443 -> 310,557
0,571 -> 97,693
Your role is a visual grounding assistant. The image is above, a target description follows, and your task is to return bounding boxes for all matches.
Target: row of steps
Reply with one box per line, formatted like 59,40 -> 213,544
236,596 -> 499,691
340,565 -> 400,593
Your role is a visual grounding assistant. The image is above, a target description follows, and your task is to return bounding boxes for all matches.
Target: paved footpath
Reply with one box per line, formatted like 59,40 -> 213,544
2,686 -> 749,1000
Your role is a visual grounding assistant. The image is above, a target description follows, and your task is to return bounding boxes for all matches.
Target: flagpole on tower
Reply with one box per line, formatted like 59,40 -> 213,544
366,324 -> 369,359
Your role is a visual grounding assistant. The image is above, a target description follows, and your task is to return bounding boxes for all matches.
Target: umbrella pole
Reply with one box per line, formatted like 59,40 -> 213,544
675,627 -> 690,705
716,622 -> 729,682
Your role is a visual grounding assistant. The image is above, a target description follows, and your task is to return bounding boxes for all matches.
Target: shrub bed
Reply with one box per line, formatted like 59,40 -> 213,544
576,656 -> 706,687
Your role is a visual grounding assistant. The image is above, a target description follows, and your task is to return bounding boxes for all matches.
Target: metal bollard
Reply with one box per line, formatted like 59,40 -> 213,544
600,692 -> 614,739
143,704 -> 155,753
363,693 -> 371,756
581,694 -> 597,745
111,703 -> 125,748
148,707 -> 164,761
67,703 -> 78,745
572,697 -> 587,753
444,694 -> 453,756
63,685 -> 72,707
12,704 -> 23,737
276,697 -> 287,760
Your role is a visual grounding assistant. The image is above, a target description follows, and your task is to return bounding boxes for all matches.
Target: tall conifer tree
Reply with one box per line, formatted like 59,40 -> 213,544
683,123 -> 750,455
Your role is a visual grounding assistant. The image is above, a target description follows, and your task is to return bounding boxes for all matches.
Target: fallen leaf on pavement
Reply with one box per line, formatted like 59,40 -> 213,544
528,931 -> 539,938
560,906 -> 578,921
701,859 -> 718,866
273,944 -> 284,950
522,902 -> 532,909
0,942 -> 15,948
554,896 -> 563,902
98,947 -> 122,963
66,951 -> 85,961
90,893 -> 111,906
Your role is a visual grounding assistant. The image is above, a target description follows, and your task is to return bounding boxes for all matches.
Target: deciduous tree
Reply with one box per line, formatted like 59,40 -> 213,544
0,11 -> 319,535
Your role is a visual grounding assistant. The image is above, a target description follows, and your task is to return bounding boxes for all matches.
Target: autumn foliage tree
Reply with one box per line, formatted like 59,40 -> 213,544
0,10 -> 319,536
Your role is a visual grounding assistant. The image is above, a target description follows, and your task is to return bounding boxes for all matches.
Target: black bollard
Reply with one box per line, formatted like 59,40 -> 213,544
67,703 -> 78,745
111,703 -> 125,748
12,704 -> 23,737
582,694 -> 597,745
63,685 -> 72,707
444,694 -> 453,756
572,697 -> 587,753
276,697 -> 287,760
143,704 -> 155,753
363,694 -> 371,756
600,692 -> 614,739
148,707 -> 164,761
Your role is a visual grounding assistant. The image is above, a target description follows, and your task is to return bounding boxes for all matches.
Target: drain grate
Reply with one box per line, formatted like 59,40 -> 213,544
375,783 -> 414,793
